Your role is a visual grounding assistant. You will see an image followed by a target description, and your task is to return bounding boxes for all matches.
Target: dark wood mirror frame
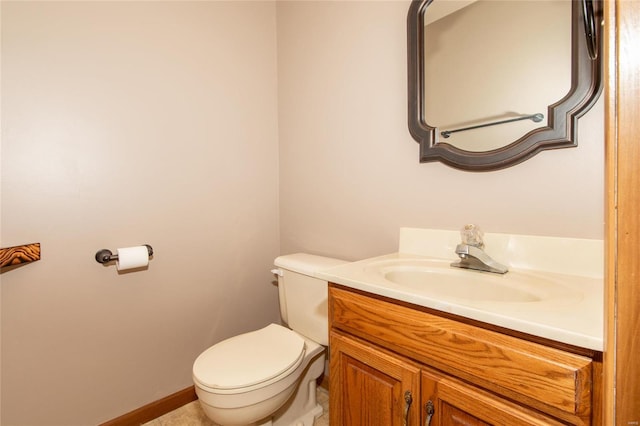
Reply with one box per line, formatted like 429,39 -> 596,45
407,0 -> 603,171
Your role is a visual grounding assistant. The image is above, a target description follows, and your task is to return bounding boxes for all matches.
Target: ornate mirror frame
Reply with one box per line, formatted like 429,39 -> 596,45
407,0 -> 603,171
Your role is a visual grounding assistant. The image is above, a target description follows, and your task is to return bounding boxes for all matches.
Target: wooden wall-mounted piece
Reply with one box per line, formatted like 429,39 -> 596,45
0,243 -> 41,269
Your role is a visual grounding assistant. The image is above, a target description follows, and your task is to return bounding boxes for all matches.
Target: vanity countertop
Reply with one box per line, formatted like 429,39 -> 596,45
319,251 -> 603,351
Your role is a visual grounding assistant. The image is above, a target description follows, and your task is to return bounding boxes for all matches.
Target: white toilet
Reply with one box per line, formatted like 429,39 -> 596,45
192,253 -> 346,426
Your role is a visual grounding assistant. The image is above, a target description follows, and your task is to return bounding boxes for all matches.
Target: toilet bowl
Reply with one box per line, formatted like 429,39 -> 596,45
193,324 -> 324,426
192,253 -> 347,426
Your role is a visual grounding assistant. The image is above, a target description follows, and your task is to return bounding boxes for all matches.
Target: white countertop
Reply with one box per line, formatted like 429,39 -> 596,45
319,251 -> 603,351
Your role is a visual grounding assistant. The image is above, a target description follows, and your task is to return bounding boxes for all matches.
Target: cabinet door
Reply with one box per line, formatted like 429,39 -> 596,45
330,331 -> 421,426
421,368 -> 567,426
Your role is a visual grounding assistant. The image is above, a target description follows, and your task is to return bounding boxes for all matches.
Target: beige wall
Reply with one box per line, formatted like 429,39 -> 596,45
277,0 -> 603,261
1,0 -> 604,425
1,2 -> 280,424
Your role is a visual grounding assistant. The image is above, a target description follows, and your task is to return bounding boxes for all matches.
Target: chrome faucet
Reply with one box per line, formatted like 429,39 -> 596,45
450,225 -> 509,274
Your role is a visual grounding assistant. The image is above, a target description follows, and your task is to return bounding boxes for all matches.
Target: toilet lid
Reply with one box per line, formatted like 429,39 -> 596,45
193,324 -> 306,391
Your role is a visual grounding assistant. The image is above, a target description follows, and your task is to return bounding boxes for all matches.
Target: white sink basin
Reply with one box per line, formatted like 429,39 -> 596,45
364,258 -> 580,304
317,246 -> 604,351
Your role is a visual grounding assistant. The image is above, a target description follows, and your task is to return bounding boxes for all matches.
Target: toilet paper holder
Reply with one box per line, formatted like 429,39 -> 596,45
95,244 -> 154,264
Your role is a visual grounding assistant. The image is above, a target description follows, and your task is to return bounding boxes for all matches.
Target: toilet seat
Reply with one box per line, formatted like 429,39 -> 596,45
193,324 -> 306,394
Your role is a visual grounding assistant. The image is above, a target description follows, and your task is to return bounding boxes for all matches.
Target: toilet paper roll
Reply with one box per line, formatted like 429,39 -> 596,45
116,246 -> 149,271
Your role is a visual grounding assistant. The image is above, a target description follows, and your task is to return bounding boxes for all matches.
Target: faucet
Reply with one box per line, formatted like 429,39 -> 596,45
450,225 -> 509,274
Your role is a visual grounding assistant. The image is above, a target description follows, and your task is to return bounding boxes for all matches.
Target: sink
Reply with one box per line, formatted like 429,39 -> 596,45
384,269 -> 538,302
364,259 -> 579,304
317,234 -> 602,350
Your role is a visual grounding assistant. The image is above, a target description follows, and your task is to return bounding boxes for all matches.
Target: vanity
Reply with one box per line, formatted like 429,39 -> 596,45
319,228 -> 603,425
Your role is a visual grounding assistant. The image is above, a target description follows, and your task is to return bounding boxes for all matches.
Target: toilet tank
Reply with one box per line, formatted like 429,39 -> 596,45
273,253 -> 347,346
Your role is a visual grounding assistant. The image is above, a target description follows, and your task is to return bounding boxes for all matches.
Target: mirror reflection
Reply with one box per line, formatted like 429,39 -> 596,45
423,1 -> 571,152
407,0 -> 603,171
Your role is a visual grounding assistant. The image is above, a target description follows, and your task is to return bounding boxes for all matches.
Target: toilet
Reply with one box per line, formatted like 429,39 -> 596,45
192,253 -> 347,426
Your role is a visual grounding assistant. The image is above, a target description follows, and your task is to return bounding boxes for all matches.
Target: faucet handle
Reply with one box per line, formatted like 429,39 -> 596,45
460,224 -> 484,249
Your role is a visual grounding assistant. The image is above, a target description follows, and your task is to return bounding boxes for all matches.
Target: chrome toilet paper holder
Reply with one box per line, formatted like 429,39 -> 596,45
95,244 -> 154,264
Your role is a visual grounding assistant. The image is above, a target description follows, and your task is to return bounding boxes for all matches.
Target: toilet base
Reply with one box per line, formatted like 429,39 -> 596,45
258,403 -> 322,426
270,342 -> 325,426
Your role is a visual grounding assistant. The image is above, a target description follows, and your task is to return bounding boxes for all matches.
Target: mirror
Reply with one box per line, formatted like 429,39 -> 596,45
407,0 -> 603,171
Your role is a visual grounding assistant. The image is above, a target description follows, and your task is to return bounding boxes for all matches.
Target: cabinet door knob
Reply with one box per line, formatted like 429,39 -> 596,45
403,390 -> 413,426
425,400 -> 435,426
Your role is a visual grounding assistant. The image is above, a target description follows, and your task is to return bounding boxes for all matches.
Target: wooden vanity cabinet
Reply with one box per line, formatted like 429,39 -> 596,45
329,284 -> 602,426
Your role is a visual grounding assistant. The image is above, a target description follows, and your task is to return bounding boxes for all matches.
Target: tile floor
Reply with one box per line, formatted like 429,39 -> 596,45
143,386 -> 329,426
